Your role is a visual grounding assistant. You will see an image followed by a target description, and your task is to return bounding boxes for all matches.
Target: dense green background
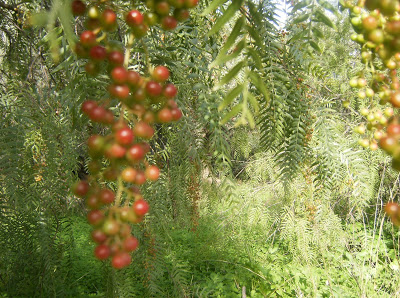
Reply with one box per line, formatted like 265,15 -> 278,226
1,0 -> 400,296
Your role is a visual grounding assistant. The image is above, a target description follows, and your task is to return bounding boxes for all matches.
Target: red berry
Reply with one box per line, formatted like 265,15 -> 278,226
121,167 -> 137,182
158,108 -> 173,123
116,127 -> 134,145
140,142 -> 151,154
103,110 -> 115,124
81,100 -> 97,115
133,199 -> 149,216
103,219 -> 120,235
163,83 -> 177,98
174,8 -> 190,21
108,51 -> 124,66
109,84 -> 130,100
127,71 -> 140,86
153,66 -> 170,82
90,45 -> 107,61
111,252 -> 131,269
88,135 -> 105,155
146,81 -> 162,97
95,244 -> 111,260
101,9 -> 117,29
71,0 -> 86,16
171,108 -> 182,121
126,10 -> 144,26
133,121 -> 154,139
91,229 -> 107,243
99,189 -> 115,204
126,144 -> 145,161
112,121 -> 129,132
87,210 -> 104,225
72,180 -> 89,197
86,194 -> 100,209
391,92 -> 400,107
105,143 -> 127,159
111,66 -> 128,84
185,0 -> 198,8
387,124 -> 400,137
161,16 -> 177,30
103,167 -> 119,181
155,1 -> 170,16
135,170 -> 146,185
123,236 -> 139,252
143,111 -> 155,123
75,42 -> 88,58
385,202 -> 400,216
80,31 -> 96,47
145,165 -> 160,181
89,106 -> 107,122
380,136 -> 397,153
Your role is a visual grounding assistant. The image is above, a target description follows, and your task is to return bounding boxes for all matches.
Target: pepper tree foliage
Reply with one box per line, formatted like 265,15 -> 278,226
1,0 -> 400,296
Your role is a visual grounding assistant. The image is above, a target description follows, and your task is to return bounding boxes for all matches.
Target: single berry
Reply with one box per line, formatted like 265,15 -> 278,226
163,83 -> 177,98
146,81 -> 162,97
126,10 -> 144,26
72,180 -> 89,197
105,143 -> 127,159
71,0 -> 86,16
108,51 -> 124,66
127,71 -> 140,86
89,106 -> 107,122
116,127 -> 134,145
90,45 -> 107,61
103,219 -> 120,235
99,189 -> 115,204
91,229 -> 107,243
132,88 -> 146,102
111,66 -> 128,84
171,108 -> 182,121
101,9 -> 117,30
155,1 -> 170,16
145,165 -> 160,181
158,108 -> 173,123
85,61 -> 100,76
87,210 -> 104,226
88,135 -> 105,155
134,121 -> 154,139
385,202 -> 400,217
111,252 -> 131,269
109,84 -> 130,100
135,170 -> 146,185
174,8 -> 190,21
153,66 -> 170,82
95,244 -> 111,260
81,100 -> 97,115
103,167 -> 119,181
126,144 -> 145,161
133,199 -> 149,216
161,16 -> 178,30
80,31 -> 96,47
185,0 -> 198,8
123,236 -> 139,252
86,194 -> 100,209
121,167 -> 137,182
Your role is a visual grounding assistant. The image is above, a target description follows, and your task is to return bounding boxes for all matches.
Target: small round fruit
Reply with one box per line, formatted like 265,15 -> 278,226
81,100 -> 97,115
89,106 -> 107,122
126,144 -> 145,161
161,16 -> 178,30
111,66 -> 128,84
91,229 -> 107,243
112,252 -> 131,269
153,66 -> 170,82
146,81 -> 162,97
134,121 -> 154,139
171,108 -> 182,121
105,143 -> 127,159
185,0 -> 198,8
391,92 -> 400,107
127,71 -> 140,86
103,167 -> 119,181
158,108 -> 173,123
362,16 -> 378,31
108,51 -> 124,66
88,135 -> 105,155
99,189 -> 115,204
174,8 -> 190,21
103,219 -> 120,235
85,61 -> 100,76
145,165 -> 160,181
126,10 -> 143,26
385,202 -> 400,217
135,171 -> 146,185
101,9 -> 117,30
95,244 -> 111,260
90,45 -> 107,61
86,194 -> 100,209
380,136 -> 397,153
123,236 -> 139,252
71,0 -> 86,16
109,84 -> 130,100
72,180 -> 89,197
163,83 -> 178,98
80,31 -> 96,47
121,167 -> 137,182
87,210 -> 104,226
133,199 -> 149,216
116,127 -> 134,145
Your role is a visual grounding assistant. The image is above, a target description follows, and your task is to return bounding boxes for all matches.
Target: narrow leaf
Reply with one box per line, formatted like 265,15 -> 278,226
292,14 -> 310,24
220,103 -> 243,125
309,40 -> 321,53
219,84 -> 244,111
201,0 -> 229,16
215,61 -> 245,89
208,0 -> 244,36
315,10 -> 336,29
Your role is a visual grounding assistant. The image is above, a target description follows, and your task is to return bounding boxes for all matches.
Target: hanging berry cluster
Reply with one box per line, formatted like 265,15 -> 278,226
71,0 -> 198,269
343,0 -> 400,225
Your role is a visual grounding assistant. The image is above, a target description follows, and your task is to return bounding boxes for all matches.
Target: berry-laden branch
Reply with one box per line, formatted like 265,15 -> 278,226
342,0 -> 400,225
71,0 -> 198,269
